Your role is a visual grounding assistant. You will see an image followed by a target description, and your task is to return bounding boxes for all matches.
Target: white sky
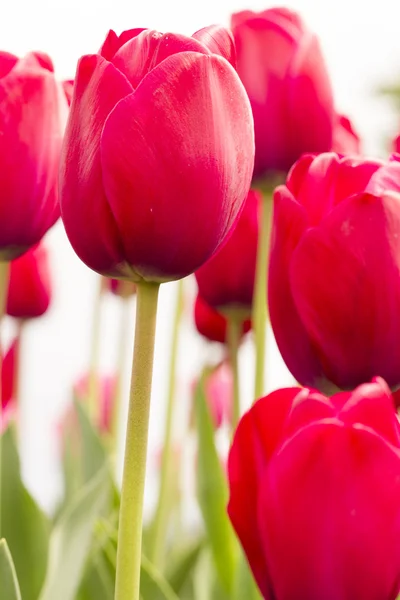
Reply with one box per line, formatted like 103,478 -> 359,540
2,0 -> 400,509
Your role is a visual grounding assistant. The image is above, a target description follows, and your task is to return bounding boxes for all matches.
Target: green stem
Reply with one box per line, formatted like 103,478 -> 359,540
150,279 -> 184,568
0,260 -> 10,537
88,276 -> 103,424
227,316 -> 241,430
115,281 -> 160,600
111,297 -> 131,452
252,194 -> 272,401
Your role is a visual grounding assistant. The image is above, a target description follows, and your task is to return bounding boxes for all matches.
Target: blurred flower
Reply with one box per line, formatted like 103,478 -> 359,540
269,152 -> 400,391
60,26 -> 254,283
0,338 -> 19,432
6,243 -> 51,319
194,294 -> 250,344
103,277 -> 136,299
231,8 -> 333,179
228,378 -> 400,600
332,114 -> 361,154
74,372 -> 116,434
62,79 -> 74,105
393,134 -> 400,154
0,50 -> 67,259
195,190 -> 260,314
204,362 -> 233,429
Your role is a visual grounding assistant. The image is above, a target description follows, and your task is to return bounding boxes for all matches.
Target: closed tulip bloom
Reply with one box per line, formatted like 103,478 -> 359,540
269,152 -> 400,391
231,8 -> 333,179
60,26 -> 254,282
0,51 -> 67,259
103,277 -> 136,299
194,294 -> 250,344
332,114 -> 361,154
74,373 -> 116,434
228,377 -> 400,600
1,338 -> 19,432
195,189 -> 260,313
6,243 -> 51,319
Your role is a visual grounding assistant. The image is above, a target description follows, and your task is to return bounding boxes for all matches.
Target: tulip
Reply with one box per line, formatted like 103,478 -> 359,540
62,79 -> 74,105
194,294 -> 250,344
332,114 -> 361,154
269,152 -> 400,391
60,26 -> 254,282
74,372 -> 116,434
228,377 -> 400,600
195,189 -> 260,314
0,50 -> 67,259
103,277 -> 136,299
231,8 -> 333,179
0,338 -> 19,432
6,243 -> 51,319
393,134 -> 400,154
204,362 -> 233,429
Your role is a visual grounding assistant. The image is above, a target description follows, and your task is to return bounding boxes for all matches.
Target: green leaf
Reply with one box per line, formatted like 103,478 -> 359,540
75,400 -> 107,483
39,466 -> 112,600
140,554 -> 180,600
166,538 -> 204,596
0,539 -> 22,600
233,553 -> 262,600
0,426 -> 50,600
195,377 -> 237,594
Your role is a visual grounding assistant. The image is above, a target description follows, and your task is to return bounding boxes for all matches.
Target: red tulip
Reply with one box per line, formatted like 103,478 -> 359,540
6,243 -> 51,319
228,378 -> 400,600
194,294 -> 250,344
195,189 -> 260,313
231,8 -> 334,179
0,51 -> 67,259
60,26 -> 254,282
332,114 -> 361,155
103,277 -> 136,298
269,152 -> 400,391
1,338 -> 19,432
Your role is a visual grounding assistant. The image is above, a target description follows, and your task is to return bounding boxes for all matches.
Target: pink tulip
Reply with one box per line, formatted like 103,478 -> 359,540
74,373 -> 116,434
204,362 -> 233,429
231,8 -> 333,179
332,114 -> 361,155
0,51 -> 67,258
6,243 -> 51,319
228,378 -> 400,600
60,26 -> 254,282
1,338 -> 19,432
269,152 -> 400,390
195,189 -> 260,313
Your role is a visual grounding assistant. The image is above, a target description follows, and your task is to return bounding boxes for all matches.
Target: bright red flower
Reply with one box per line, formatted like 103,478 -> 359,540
60,26 -> 254,282
269,152 -> 400,390
195,189 -> 260,313
0,51 -> 67,259
332,114 -> 361,155
1,338 -> 19,432
231,8 -> 333,179
194,294 -> 250,344
228,378 -> 400,600
103,277 -> 136,298
6,243 -> 51,319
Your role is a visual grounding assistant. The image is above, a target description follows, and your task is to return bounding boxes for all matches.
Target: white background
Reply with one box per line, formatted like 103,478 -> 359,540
1,0 -> 399,510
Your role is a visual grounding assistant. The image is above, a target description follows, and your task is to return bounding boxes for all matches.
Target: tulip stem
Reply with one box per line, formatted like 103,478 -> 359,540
88,276 -> 103,425
150,279 -> 184,568
115,281 -> 159,600
0,260 -> 10,535
227,315 -> 241,430
252,194 -> 272,400
111,297 -> 131,455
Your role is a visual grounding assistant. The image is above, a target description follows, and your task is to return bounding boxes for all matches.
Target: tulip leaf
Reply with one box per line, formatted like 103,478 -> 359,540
39,466 -> 112,600
140,554 -> 180,600
0,539 -> 22,600
194,377 -> 237,594
166,538 -> 204,595
0,426 -> 50,600
75,400 -> 107,483
233,554 -> 262,600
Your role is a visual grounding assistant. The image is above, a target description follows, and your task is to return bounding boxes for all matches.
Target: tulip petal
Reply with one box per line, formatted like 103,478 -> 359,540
112,30 -> 209,88
60,54 -> 133,275
192,25 -> 236,67
268,186 -> 324,387
99,28 -> 146,60
0,51 -> 18,78
228,388 -> 302,598
2,338 -> 18,410
290,191 -> 400,389
101,51 -> 254,281
260,423 -> 400,600
0,62 -> 66,253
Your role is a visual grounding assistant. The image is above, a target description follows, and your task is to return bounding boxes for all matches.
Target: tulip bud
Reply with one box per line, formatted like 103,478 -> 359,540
103,277 -> 136,299
195,189 -> 260,315
332,114 -> 362,155
6,243 -> 51,319
194,294 -> 250,344
0,338 -> 19,432
60,27 -> 254,283
228,377 -> 400,600
269,152 -> 400,391
0,51 -> 67,259
73,373 -> 116,434
231,8 -> 334,179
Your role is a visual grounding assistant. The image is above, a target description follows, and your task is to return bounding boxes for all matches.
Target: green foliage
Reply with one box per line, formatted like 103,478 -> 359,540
0,426 -> 50,600
0,538 -> 22,600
